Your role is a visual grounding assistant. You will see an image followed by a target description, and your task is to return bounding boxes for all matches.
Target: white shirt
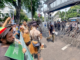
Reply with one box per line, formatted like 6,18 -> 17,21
30,27 -> 40,37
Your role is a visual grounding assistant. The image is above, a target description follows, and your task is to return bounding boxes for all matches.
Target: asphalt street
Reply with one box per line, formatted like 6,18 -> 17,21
39,30 -> 80,60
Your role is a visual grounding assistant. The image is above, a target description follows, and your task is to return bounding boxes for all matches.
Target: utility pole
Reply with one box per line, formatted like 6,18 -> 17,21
64,8 -> 66,20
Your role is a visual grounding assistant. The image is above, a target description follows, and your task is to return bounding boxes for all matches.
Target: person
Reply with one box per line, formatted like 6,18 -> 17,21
54,21 -> 57,30
29,22 -> 41,60
21,21 -> 28,30
61,21 -> 66,31
20,21 -> 31,46
0,17 -> 11,27
57,21 -> 60,31
2,17 -> 11,27
49,22 -> 54,34
20,21 -> 29,33
23,29 -> 30,46
0,27 -> 26,60
47,22 -> 55,42
15,24 -> 20,39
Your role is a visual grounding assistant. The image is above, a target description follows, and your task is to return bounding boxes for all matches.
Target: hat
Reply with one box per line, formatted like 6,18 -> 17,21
31,21 -> 37,26
0,27 -> 11,39
32,23 -> 37,26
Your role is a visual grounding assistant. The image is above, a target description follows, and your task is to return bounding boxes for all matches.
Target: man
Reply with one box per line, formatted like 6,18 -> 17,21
61,21 -> 66,31
0,17 -> 11,27
29,22 -> 41,60
2,17 -> 11,27
49,22 -> 54,34
0,27 -> 15,60
20,21 -> 29,33
47,22 -> 55,42
0,27 -> 26,60
21,21 -> 28,30
20,21 -> 31,46
57,21 -> 60,31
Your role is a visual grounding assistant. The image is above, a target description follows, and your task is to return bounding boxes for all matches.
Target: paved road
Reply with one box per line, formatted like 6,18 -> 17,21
34,26 -> 80,60
40,34 -> 80,60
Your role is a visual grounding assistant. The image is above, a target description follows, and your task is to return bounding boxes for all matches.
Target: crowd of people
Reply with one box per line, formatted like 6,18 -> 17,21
0,16 -> 79,60
47,20 -> 78,33
0,17 -> 43,60
46,20 -> 79,41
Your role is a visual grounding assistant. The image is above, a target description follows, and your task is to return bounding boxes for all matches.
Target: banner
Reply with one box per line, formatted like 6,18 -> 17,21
20,32 -> 34,60
5,42 -> 24,60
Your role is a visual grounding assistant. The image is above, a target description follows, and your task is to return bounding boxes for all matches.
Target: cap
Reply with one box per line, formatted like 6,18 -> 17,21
0,27 -> 12,39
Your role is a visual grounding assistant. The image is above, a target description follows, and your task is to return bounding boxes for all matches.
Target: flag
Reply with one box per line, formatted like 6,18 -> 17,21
5,42 -> 24,60
0,27 -> 7,34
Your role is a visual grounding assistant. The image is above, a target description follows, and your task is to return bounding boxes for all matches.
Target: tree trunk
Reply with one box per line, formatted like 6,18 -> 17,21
31,10 -> 33,21
16,7 -> 21,24
15,0 -> 21,24
31,0 -> 33,21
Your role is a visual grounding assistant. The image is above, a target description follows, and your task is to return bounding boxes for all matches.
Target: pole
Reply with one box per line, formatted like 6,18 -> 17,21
64,8 -> 66,20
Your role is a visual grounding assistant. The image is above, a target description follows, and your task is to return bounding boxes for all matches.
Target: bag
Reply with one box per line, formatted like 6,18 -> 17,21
30,29 -> 41,47
32,42 -> 40,47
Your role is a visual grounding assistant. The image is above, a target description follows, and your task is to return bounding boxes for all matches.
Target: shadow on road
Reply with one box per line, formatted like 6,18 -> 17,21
47,39 -> 53,42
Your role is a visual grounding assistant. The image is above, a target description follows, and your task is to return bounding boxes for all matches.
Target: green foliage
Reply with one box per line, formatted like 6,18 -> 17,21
23,0 -> 40,16
14,9 -> 29,22
33,12 -> 44,21
42,17 -> 44,22
1,0 -> 40,23
0,0 -> 5,8
24,16 -> 28,21
0,16 -> 8,22
59,5 -> 80,21
34,12 -> 38,20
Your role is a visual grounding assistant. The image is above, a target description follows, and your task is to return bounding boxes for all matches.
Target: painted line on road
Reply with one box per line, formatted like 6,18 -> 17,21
61,44 -> 71,51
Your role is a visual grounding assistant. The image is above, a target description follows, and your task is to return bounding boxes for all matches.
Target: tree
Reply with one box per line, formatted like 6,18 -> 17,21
25,0 -> 40,20
14,9 -> 29,22
1,0 -> 40,23
42,17 -> 44,22
59,5 -> 80,21
1,0 -> 21,23
0,0 -> 5,8
34,12 -> 38,20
